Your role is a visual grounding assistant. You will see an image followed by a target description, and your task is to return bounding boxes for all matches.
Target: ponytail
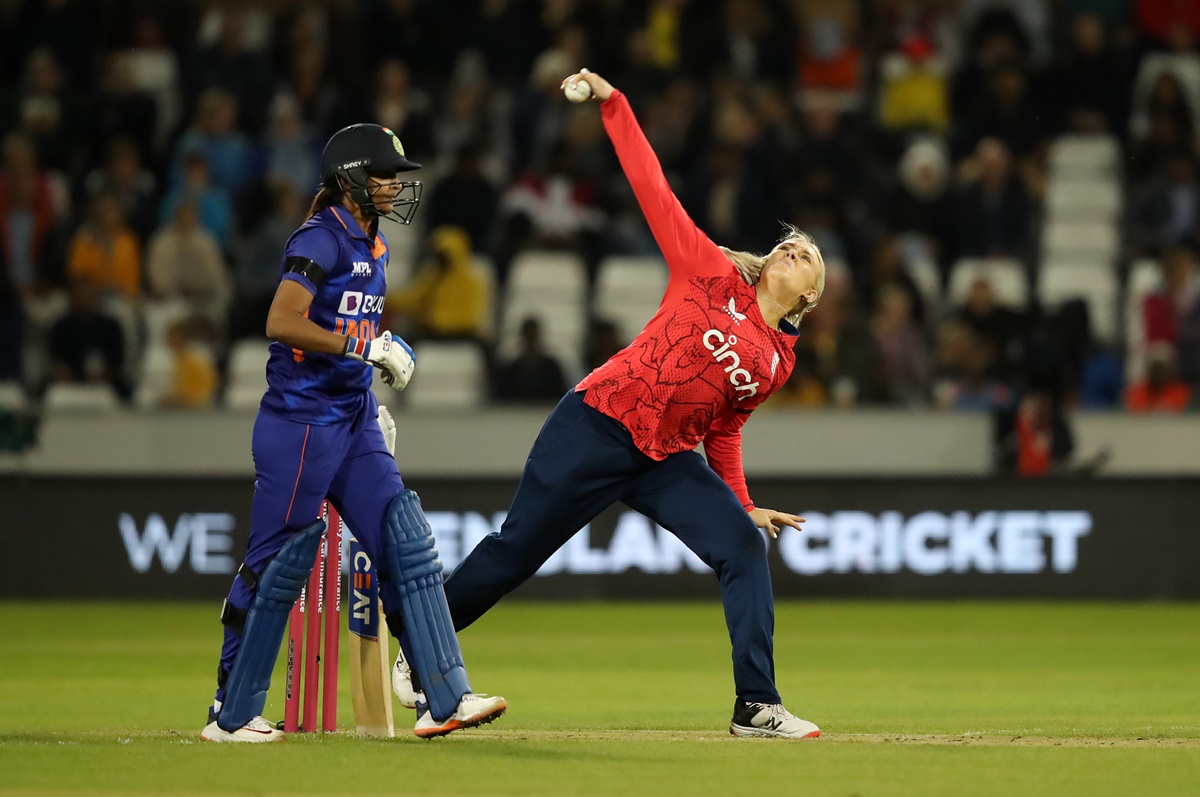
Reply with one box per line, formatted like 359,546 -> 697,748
307,182 -> 343,219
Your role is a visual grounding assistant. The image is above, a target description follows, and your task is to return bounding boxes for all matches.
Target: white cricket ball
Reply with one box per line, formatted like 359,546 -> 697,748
564,79 -> 593,103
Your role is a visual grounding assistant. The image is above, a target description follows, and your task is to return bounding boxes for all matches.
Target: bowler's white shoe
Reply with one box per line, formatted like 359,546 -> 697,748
729,700 -> 821,739
391,649 -> 422,709
201,715 -> 284,743
413,693 -> 507,739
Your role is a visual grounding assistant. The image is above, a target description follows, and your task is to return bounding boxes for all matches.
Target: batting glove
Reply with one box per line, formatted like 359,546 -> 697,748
345,330 -> 416,391
377,405 -> 397,456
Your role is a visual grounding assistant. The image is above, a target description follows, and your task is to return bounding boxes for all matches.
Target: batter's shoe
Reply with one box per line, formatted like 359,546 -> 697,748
391,648 -> 422,710
413,693 -> 507,739
729,700 -> 821,739
201,715 -> 284,743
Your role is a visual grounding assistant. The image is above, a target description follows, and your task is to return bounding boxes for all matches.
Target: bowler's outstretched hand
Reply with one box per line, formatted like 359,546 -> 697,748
560,68 -> 616,102
748,508 -> 805,539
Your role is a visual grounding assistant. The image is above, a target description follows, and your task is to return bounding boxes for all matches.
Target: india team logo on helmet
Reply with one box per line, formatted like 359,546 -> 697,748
381,127 -> 405,157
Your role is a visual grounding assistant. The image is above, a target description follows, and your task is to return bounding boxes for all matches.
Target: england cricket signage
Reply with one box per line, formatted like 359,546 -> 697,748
2,477 -> 1197,598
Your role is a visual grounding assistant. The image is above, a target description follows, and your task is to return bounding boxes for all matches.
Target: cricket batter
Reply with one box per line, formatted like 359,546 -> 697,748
202,123 -> 505,742
411,70 -> 825,738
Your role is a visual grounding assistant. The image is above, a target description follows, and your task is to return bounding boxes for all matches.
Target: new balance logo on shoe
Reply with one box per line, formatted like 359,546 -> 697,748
729,700 -> 820,739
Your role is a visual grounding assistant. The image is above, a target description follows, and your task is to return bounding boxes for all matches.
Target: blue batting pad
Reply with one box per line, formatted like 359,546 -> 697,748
383,490 -> 470,721
218,519 -> 325,732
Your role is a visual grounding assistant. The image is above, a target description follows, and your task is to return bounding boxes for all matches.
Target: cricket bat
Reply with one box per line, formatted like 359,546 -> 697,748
347,536 -> 394,738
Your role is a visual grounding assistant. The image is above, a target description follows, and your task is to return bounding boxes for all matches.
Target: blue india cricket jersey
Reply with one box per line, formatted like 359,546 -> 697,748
260,206 -> 390,423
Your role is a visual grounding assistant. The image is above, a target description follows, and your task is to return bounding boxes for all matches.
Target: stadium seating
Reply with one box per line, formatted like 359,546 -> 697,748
43,383 -> 121,412
404,341 -> 488,410
947,258 -> 1029,309
1038,260 -> 1119,345
497,251 -> 588,380
1123,259 -> 1165,384
594,256 -> 669,344
224,339 -> 271,410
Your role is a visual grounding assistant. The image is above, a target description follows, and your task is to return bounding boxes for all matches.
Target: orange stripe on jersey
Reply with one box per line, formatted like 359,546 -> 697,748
292,309 -> 310,362
371,235 -> 387,260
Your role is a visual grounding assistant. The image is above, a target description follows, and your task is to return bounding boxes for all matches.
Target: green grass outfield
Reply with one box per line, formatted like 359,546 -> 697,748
1,601 -> 1198,797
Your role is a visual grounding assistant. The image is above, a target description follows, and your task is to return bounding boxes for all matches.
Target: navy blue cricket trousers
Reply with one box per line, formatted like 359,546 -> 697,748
444,389 -> 781,703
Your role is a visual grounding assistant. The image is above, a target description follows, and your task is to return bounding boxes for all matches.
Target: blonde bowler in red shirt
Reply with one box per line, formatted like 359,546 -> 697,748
439,70 -> 825,738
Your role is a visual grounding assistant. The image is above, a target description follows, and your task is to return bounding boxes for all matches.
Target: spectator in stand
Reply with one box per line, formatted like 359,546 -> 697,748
1131,11 -> 1200,150
584,318 -> 623,373
431,69 -> 493,174
364,0 -> 446,85
1050,12 -> 1130,136
1127,150 -> 1200,258
683,100 -> 776,253
998,388 -> 1074,477
46,278 -> 129,401
1125,342 -> 1192,412
84,137 -> 158,242
0,133 -> 58,298
870,282 -> 929,405
230,184 -> 304,342
933,319 -> 1013,411
957,56 -> 1048,159
124,13 -> 183,155
492,139 -> 608,290
859,234 -> 926,326
388,225 -> 491,342
1134,0 -> 1200,44
878,33 -> 950,137
423,143 -> 499,254
802,263 -> 887,406
953,137 -> 1032,260
189,8 -> 273,134
370,60 -> 434,161
169,88 -> 251,198
145,199 -> 231,333
957,275 -> 1025,385
279,37 -> 352,136
1142,245 -> 1200,387
6,47 -> 82,175
91,51 -> 157,171
888,136 -> 955,278
252,93 -> 321,199
159,151 -> 233,253
65,191 -> 140,301
793,0 -> 863,106
160,316 -> 219,409
688,0 -> 794,84
1128,71 -> 1193,181
492,316 -> 567,403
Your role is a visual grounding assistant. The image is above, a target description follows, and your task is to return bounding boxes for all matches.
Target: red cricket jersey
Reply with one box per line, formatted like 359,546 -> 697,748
576,91 -> 798,510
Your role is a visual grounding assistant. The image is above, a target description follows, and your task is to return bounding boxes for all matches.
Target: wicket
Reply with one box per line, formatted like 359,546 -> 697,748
284,501 -> 343,732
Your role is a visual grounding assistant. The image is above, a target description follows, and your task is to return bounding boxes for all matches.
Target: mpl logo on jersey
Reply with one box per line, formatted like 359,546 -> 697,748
703,329 -> 760,399
351,261 -> 372,277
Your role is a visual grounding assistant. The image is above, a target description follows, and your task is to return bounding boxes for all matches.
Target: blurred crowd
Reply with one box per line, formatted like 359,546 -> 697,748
2,0 -> 1200,470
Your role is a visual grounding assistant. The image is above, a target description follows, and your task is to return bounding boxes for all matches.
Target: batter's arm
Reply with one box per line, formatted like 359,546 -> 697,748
265,279 -> 352,355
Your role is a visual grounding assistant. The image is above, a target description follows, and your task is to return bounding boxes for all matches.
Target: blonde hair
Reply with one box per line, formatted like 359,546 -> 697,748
720,224 -> 826,327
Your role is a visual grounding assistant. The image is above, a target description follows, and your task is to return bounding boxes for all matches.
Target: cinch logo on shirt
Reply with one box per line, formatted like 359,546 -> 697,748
338,292 -> 385,316
702,329 -> 760,399
352,261 -> 372,277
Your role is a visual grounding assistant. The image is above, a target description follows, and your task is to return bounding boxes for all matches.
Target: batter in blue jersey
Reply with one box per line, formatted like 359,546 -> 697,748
202,124 -> 506,742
